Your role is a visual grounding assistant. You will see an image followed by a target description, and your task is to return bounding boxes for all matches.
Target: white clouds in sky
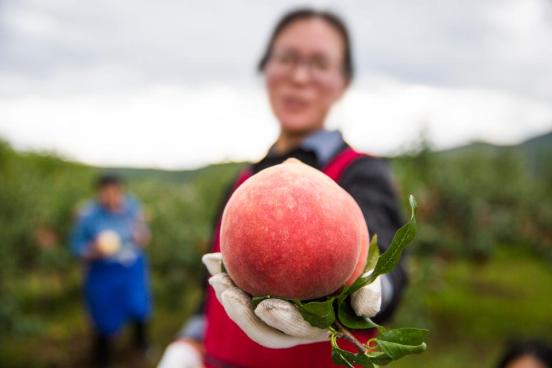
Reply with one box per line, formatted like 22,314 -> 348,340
0,0 -> 551,168
2,76 -> 550,168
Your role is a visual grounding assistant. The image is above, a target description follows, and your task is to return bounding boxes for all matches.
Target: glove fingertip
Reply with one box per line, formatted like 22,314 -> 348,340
202,252 -> 223,275
220,287 -> 253,309
208,273 -> 234,300
351,279 -> 382,318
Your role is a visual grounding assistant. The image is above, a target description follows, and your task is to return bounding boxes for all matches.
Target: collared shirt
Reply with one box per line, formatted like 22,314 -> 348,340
257,129 -> 348,173
266,129 -> 345,168
301,129 -> 346,167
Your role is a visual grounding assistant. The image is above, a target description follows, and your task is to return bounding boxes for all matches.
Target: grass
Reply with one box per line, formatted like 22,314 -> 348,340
391,247 -> 552,367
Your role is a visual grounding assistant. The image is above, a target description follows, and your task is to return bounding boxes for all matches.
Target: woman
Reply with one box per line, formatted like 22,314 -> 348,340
159,8 -> 406,368
71,174 -> 151,367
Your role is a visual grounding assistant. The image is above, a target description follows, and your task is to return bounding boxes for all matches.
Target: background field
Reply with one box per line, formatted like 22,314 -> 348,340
1,131 -> 551,367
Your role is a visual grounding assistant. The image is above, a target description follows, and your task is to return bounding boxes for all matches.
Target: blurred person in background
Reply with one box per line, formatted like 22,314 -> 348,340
159,8 -> 406,368
71,174 -> 152,367
497,340 -> 552,368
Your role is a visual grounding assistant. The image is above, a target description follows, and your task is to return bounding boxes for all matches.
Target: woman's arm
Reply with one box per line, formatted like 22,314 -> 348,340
338,156 -> 408,323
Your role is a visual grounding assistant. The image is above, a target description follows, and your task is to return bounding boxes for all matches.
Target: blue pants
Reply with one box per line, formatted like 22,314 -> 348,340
85,255 -> 151,336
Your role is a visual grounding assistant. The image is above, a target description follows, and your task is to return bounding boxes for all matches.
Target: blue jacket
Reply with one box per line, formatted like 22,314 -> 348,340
71,195 -> 152,335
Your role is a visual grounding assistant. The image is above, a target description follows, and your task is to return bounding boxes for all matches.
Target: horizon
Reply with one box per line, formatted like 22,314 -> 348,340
2,127 -> 549,171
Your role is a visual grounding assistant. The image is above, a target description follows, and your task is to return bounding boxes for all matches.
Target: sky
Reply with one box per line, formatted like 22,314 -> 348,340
1,0 -> 551,169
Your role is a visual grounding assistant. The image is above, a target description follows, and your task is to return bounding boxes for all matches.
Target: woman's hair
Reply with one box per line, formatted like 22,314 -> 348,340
497,339 -> 552,368
257,8 -> 354,82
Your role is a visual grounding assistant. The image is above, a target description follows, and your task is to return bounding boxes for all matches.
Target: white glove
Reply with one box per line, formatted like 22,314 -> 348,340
157,340 -> 203,368
203,252 -> 382,349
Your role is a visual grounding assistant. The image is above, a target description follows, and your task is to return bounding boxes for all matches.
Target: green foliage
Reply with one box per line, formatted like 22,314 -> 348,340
390,248 -> 552,368
0,140 -> 96,337
392,137 -> 552,262
364,235 -> 379,273
330,331 -> 376,368
328,326 -> 427,367
1,131 -> 551,366
336,298 -> 379,330
294,299 -> 336,328
0,138 -> 243,338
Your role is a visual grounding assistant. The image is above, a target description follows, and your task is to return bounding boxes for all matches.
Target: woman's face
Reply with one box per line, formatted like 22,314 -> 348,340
264,18 -> 348,136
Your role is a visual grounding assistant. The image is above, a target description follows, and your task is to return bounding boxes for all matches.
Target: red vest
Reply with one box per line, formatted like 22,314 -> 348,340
205,148 -> 377,368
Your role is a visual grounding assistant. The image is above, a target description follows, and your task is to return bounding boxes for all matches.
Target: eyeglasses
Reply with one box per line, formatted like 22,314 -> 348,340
266,50 -> 343,82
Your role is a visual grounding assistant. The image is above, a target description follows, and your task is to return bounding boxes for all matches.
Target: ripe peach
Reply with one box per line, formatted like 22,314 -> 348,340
345,216 -> 369,286
220,159 -> 368,300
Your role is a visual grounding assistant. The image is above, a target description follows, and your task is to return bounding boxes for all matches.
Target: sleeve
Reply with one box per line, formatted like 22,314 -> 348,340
338,156 -> 407,324
70,209 -> 94,258
129,196 -> 151,240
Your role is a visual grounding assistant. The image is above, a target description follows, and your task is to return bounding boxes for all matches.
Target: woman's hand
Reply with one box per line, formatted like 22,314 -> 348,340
202,252 -> 382,349
82,240 -> 106,261
132,215 -> 151,247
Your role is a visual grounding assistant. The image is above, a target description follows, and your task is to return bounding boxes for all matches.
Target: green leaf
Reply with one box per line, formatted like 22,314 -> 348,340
377,328 -> 428,346
371,195 -> 417,278
337,297 -> 380,330
342,195 -> 418,296
327,196 -> 427,365
330,332 -> 375,368
331,348 -> 356,368
339,275 -> 367,299
365,351 -> 393,366
331,349 -> 375,368
377,340 -> 427,360
364,234 -> 379,273
294,298 -> 335,329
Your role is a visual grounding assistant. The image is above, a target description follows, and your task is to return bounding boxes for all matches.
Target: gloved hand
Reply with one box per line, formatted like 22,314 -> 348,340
203,252 -> 382,349
157,339 -> 203,368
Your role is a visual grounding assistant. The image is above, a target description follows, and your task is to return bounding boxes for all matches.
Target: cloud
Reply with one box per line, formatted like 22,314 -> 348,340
0,82 -> 278,168
337,76 -> 552,153
1,78 -> 550,168
343,0 -> 552,101
0,0 -> 551,167
1,0 -> 551,96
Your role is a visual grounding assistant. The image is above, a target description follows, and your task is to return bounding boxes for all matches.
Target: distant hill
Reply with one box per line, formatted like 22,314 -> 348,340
520,130 -> 552,152
519,130 -> 552,175
440,141 -> 510,156
101,166 -> 195,182
440,130 -> 552,155
2,128 -> 550,182
104,161 -> 247,184
76,129 -> 552,182
439,129 -> 552,177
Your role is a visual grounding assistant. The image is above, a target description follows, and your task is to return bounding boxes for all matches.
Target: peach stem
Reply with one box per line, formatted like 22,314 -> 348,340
335,320 -> 368,354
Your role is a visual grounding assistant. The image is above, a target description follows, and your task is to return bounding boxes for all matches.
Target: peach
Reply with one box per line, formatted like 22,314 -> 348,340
97,230 -> 121,256
345,216 -> 369,286
220,159 -> 369,300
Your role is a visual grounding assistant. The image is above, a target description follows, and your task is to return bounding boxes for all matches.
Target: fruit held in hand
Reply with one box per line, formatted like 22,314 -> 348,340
220,159 -> 369,300
97,230 -> 121,256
